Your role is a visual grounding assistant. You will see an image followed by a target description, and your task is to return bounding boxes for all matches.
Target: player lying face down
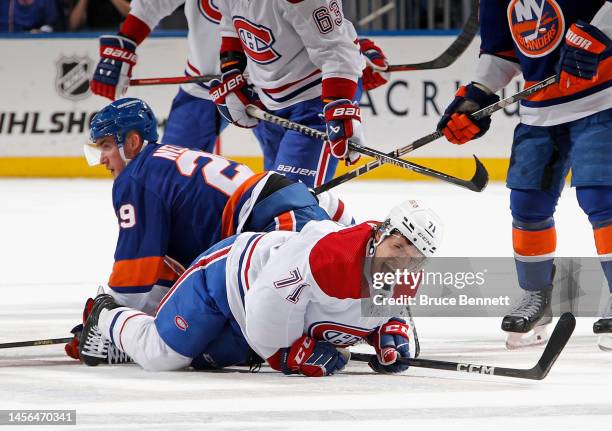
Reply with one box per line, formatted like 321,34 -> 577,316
78,201 -> 443,376
66,98 -> 354,362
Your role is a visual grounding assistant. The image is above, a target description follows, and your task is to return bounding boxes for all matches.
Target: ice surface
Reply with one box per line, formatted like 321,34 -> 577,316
0,179 -> 610,430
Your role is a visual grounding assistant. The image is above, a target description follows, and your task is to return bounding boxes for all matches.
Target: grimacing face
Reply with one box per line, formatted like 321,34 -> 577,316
371,231 -> 425,277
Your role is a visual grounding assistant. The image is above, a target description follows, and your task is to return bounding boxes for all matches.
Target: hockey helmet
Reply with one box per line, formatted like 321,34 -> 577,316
377,200 -> 443,257
85,98 -> 158,165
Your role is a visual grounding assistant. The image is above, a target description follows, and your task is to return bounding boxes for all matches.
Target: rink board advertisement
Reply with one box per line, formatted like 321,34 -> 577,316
0,33 -> 523,178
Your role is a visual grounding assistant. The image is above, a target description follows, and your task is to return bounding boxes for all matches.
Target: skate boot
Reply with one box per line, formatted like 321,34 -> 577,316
79,294 -> 132,366
593,296 -> 612,351
501,287 -> 553,349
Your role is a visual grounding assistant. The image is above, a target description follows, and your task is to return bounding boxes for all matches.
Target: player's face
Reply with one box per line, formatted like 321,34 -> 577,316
97,137 -> 126,179
372,232 -> 424,275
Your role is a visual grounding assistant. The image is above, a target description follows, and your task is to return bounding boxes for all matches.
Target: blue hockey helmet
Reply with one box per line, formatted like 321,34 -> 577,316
89,98 -> 159,148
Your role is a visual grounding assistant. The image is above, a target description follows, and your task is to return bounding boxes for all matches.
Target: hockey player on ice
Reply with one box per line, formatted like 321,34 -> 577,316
65,97 -> 353,361
209,0 -> 390,188
89,0 -> 231,151
436,0 -> 612,349
78,200 -> 442,375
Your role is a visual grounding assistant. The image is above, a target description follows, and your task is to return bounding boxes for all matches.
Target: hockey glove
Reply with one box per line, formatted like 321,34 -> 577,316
367,318 -> 411,374
323,99 -> 364,165
280,335 -> 349,377
359,38 -> 390,91
209,69 -> 263,129
64,297 -> 95,360
557,21 -> 611,90
91,35 -> 138,101
437,83 -> 500,145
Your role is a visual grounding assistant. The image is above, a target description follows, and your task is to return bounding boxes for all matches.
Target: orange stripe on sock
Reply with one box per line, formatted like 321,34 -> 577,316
594,225 -> 612,255
512,226 -> 557,256
221,172 -> 268,238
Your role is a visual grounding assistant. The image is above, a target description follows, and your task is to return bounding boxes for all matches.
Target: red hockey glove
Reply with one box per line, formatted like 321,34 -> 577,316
367,318 -> 411,374
323,99 -> 363,165
359,38 -> 390,91
64,297 -> 95,360
437,83 -> 500,145
557,21 -> 611,91
90,35 -> 138,101
279,335 -> 349,377
209,69 -> 264,128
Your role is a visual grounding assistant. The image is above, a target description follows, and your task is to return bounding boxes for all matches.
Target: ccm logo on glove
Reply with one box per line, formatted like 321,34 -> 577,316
292,337 -> 313,365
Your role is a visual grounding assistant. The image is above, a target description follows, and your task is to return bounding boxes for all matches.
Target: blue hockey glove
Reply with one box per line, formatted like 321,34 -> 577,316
91,35 -> 138,101
437,83 -> 500,145
367,318 -> 411,374
557,21 -> 611,89
280,335 -> 349,377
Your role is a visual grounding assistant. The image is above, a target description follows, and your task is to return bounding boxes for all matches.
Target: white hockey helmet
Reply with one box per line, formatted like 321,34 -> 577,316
378,200 -> 443,257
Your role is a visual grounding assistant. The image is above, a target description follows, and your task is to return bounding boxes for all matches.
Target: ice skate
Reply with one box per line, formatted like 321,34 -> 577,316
594,296 -> 612,351
502,287 -> 552,350
79,294 -> 132,366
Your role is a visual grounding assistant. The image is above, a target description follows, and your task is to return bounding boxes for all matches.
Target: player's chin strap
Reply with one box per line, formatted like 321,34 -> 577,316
121,140 -> 151,164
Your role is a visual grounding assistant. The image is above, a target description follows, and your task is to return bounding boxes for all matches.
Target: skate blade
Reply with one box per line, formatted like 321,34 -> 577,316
597,334 -> 612,352
505,325 -> 548,350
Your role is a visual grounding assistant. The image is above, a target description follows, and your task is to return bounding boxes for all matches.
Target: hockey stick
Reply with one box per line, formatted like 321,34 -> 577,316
314,75 -> 559,194
246,105 -> 487,192
357,2 -> 396,27
0,337 -> 72,349
386,0 -> 479,72
130,75 -> 219,86
351,312 -> 575,380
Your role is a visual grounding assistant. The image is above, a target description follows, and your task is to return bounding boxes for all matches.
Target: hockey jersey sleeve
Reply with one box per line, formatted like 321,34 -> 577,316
119,0 -> 186,44
243,242 -> 315,365
217,0 -> 243,54
109,178 -> 180,314
278,0 -> 364,101
473,0 -> 522,93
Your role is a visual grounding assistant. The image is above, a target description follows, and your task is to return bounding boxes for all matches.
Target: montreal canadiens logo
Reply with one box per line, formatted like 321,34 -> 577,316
175,315 -> 189,331
233,17 -> 281,64
309,322 -> 371,347
508,0 -> 565,58
198,0 -> 221,24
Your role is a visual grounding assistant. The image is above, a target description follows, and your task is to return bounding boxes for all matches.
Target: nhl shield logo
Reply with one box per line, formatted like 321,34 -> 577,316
56,56 -> 93,100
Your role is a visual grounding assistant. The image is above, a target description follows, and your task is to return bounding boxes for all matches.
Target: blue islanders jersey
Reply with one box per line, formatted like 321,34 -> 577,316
479,0 -> 611,126
109,143 -> 331,307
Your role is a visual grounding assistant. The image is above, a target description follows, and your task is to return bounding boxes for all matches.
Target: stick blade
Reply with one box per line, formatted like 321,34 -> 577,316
466,155 -> 489,192
530,312 -> 576,380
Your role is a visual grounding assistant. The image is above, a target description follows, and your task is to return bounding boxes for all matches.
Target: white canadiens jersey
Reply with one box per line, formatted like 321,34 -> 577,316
224,220 -> 387,360
217,0 -> 365,110
130,0 -> 222,99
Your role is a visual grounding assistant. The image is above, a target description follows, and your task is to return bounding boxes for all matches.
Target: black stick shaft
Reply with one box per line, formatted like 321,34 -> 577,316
314,75 -> 558,194
0,337 -> 72,349
388,0 -> 479,71
246,105 -> 487,192
351,312 -> 575,380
